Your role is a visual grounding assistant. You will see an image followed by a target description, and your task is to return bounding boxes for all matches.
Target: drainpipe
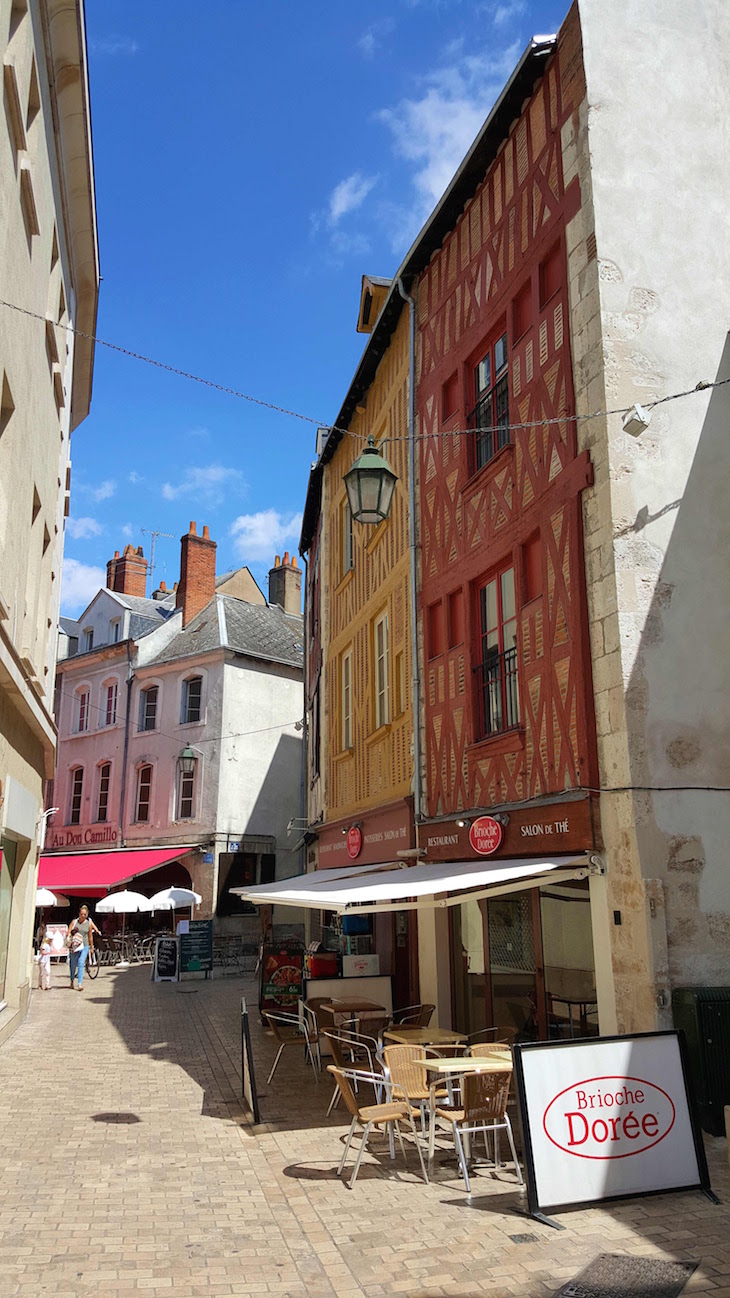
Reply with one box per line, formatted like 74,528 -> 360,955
118,640 -> 134,847
397,277 -> 422,828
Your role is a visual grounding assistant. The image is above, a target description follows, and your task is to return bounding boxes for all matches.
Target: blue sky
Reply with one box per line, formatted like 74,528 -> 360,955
62,0 -> 566,615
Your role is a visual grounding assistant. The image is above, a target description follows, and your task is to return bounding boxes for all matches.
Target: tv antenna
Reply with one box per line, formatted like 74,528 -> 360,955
140,528 -> 175,592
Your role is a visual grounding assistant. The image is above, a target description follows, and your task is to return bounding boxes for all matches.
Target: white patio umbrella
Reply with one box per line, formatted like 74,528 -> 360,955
96,890 -> 152,967
149,886 -> 202,930
36,887 -> 58,907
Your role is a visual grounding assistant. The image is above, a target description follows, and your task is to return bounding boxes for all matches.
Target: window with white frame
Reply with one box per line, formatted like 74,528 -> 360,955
69,767 -> 83,824
181,676 -> 202,724
341,650 -> 353,751
110,619 -> 121,643
135,765 -> 152,822
374,610 -> 390,729
83,627 -> 94,652
139,685 -> 158,732
97,762 -> 111,822
74,688 -> 90,733
176,766 -> 195,820
103,681 -> 118,727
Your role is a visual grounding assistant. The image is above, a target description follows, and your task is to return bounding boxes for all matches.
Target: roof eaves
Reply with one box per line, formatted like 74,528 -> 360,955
299,459 -> 324,555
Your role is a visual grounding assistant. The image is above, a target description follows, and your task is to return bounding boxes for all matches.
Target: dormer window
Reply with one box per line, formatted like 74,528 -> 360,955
83,627 -> 94,652
110,618 -> 121,643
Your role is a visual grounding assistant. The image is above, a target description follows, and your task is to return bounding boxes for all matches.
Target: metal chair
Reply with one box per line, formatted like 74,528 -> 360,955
467,1026 -> 518,1049
263,1011 -> 319,1084
430,1069 -> 522,1193
327,1066 -> 428,1188
323,1030 -> 383,1116
393,1003 -> 435,1028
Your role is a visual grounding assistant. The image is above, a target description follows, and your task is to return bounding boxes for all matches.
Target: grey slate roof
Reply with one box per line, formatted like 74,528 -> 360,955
149,596 -> 303,670
59,616 -> 81,637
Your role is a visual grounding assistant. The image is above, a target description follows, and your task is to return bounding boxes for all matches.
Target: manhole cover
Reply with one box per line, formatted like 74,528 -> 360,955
556,1254 -> 698,1298
91,1112 -> 141,1124
509,1233 -> 538,1244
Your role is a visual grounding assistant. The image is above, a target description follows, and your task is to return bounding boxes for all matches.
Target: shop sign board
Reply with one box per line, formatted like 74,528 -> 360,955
153,936 -> 179,982
514,1032 -> 714,1224
422,797 -> 597,861
46,824 -> 118,850
260,948 -> 303,1013
346,826 -> 362,859
318,801 -> 413,869
180,918 -> 213,974
469,816 -> 503,855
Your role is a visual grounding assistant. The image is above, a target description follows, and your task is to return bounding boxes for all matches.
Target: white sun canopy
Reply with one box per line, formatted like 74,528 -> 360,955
231,855 -> 590,914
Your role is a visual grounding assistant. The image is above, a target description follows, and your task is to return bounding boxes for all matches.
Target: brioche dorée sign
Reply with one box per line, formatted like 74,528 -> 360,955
514,1033 -> 711,1219
468,816 -> 503,856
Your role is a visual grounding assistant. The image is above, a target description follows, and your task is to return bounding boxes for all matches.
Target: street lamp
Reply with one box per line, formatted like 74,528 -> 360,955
344,435 -> 398,525
178,745 -> 197,777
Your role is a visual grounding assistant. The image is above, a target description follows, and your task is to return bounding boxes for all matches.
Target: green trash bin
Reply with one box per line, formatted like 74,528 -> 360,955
672,987 -> 730,1136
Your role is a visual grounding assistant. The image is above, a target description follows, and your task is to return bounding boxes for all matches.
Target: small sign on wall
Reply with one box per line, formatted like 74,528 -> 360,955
514,1032 -> 716,1226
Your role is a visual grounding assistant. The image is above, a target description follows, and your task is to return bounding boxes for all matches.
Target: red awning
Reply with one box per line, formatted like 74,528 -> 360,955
38,847 -> 194,897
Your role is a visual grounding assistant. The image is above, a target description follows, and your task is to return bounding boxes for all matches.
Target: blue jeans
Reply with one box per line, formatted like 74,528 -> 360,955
69,946 -> 89,985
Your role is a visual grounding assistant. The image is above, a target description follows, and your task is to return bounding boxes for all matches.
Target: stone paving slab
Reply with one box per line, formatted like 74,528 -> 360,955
0,966 -> 727,1297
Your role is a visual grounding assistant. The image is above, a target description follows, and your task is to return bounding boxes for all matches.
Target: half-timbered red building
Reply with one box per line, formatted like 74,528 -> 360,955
415,10 -> 602,1041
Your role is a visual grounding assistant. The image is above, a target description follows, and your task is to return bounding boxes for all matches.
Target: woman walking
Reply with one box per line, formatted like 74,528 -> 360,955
68,904 -> 100,991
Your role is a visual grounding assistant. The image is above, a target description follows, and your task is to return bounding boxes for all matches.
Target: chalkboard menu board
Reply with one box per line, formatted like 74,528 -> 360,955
180,919 -> 213,974
153,936 -> 179,982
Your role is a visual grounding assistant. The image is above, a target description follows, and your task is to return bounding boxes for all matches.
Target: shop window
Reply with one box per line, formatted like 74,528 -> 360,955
0,838 -> 19,1003
182,675 -> 202,724
427,601 -> 444,659
139,685 -> 158,732
524,533 -> 542,602
468,327 -> 509,473
103,681 -> 117,727
374,611 -> 389,728
448,589 -> 465,649
513,278 -> 532,340
96,763 -> 111,822
260,854 -> 276,885
217,852 -> 256,916
474,565 -> 519,739
69,767 -> 84,824
341,650 -> 353,750
540,241 -> 562,308
135,765 -> 152,822
442,370 -> 460,421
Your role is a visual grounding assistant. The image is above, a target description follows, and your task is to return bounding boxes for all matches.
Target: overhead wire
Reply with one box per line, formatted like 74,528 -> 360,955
1,296 -> 727,447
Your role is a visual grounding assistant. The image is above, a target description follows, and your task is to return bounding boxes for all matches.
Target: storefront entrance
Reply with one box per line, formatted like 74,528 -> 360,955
0,839 -> 18,1004
450,878 -> 597,1041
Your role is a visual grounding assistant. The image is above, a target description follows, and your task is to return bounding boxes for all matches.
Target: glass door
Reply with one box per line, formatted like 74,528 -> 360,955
0,839 -> 18,1004
451,897 -> 490,1038
540,878 -> 597,1038
487,893 -> 542,1040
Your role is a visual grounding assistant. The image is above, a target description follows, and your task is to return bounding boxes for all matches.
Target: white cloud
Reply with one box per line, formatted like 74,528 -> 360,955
128,471 -> 142,484
90,36 -> 138,56
92,479 -> 116,502
358,17 -> 395,60
230,510 -> 303,563
492,0 -> 526,26
377,39 -> 521,251
66,516 -> 103,540
187,426 -> 211,439
61,558 -> 106,615
328,172 -> 378,225
162,463 -> 245,504
121,524 -> 134,539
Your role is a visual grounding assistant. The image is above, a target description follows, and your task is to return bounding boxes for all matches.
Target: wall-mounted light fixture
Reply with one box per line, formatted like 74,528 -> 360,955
456,818 -> 471,829
622,403 -> 652,437
344,435 -> 398,525
178,745 -> 197,777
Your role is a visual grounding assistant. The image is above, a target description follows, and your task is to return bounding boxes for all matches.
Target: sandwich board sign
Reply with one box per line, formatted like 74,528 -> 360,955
514,1032 -> 716,1228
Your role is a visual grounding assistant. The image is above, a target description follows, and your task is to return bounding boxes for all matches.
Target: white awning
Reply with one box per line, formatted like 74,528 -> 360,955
231,855 -> 590,914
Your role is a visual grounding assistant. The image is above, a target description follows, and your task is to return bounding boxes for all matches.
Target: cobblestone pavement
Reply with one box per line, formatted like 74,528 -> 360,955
0,966 -> 728,1298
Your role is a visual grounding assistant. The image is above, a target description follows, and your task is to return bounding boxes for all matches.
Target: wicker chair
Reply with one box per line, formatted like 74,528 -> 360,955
430,1069 -> 522,1193
467,1026 -> 518,1048
393,1003 -> 435,1028
263,1011 -> 319,1085
327,1066 -> 428,1188
381,1043 -> 448,1134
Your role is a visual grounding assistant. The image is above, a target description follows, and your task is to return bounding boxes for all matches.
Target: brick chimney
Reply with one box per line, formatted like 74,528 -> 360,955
268,551 -> 301,615
176,522 -> 216,627
151,580 -> 168,602
106,545 -> 148,598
